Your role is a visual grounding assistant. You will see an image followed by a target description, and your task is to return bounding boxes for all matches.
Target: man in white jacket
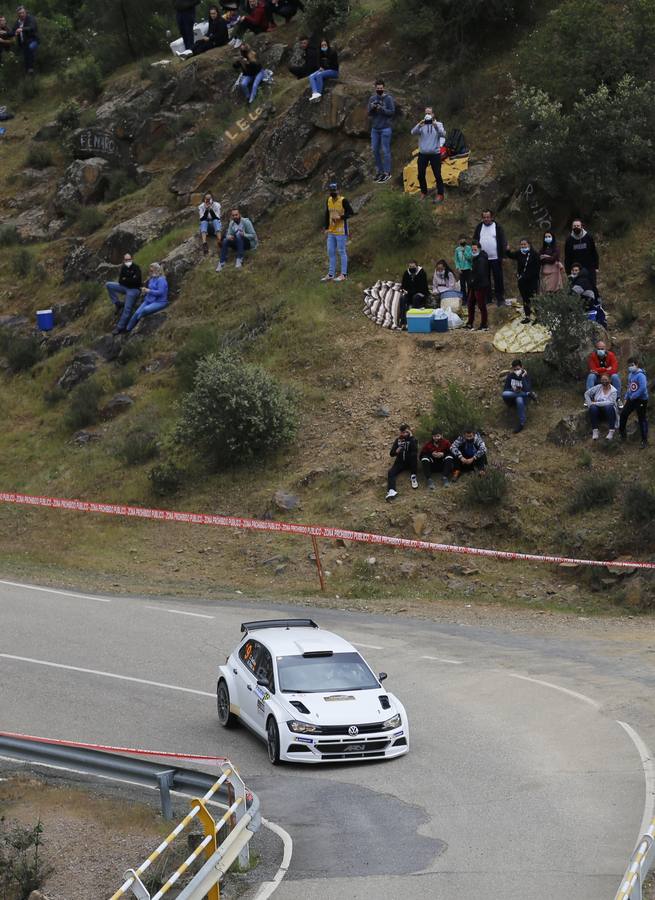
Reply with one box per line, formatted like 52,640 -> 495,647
198,192 -> 222,256
411,107 -> 446,202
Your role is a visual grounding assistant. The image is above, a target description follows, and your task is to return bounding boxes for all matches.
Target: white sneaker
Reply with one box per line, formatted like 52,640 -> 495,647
334,273 -> 347,282
179,49 -> 193,59
235,257 -> 243,268
215,261 -> 225,272
410,474 -> 419,489
320,274 -> 334,282
592,428 -> 599,440
232,38 -> 242,48
385,489 -> 398,501
309,92 -> 322,102
607,429 -> 615,440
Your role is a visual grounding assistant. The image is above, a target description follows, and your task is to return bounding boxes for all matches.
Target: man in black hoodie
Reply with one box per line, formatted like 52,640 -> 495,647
507,238 -> 540,323
105,253 -> 143,335
564,219 -> 599,284
386,424 -> 419,500
174,0 -> 198,52
399,259 -> 429,328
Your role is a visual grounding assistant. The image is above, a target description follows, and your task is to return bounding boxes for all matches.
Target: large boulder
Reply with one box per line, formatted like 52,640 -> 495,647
547,411 -> 589,446
62,240 -> 103,284
54,158 -> 110,213
11,207 -> 65,242
161,235 -> 203,293
102,208 -> 174,264
57,350 -> 98,391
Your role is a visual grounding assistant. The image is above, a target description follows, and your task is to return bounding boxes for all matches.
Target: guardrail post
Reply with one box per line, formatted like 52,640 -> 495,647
155,769 -> 176,820
192,799 -> 219,900
122,869 -> 150,900
223,763 -> 249,870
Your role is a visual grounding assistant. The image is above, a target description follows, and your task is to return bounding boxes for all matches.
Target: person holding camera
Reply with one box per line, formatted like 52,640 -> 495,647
386,424 -> 419,501
411,107 -> 446,202
198,192 -> 222,256
368,79 -> 395,184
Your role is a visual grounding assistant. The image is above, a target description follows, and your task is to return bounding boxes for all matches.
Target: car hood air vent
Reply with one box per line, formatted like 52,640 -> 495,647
290,700 -> 310,714
379,695 -> 391,710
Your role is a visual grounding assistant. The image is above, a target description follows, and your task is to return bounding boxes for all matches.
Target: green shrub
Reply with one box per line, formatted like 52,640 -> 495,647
174,325 -> 222,391
0,818 -> 52,898
175,349 -> 298,468
16,75 -> 41,102
65,378 -> 104,430
62,56 -> 103,100
646,248 -> 655,285
55,102 -> 81,131
111,366 -> 136,391
11,248 -> 33,278
616,300 -> 639,329
524,356 -> 563,390
78,281 -> 103,306
0,330 -> 42,373
76,207 -> 105,235
429,382 -> 484,441
380,192 -> 434,246
115,424 -> 159,465
148,460 -> 183,496
623,483 -> 655,525
462,466 -> 508,507
576,450 -> 592,470
533,290 -> 591,378
25,145 -> 53,170
568,473 -> 617,514
43,385 -> 66,406
0,224 -> 19,246
105,169 -> 138,202
302,0 -> 351,35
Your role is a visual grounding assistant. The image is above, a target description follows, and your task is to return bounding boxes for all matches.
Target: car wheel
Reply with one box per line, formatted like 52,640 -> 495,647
216,680 -> 237,728
266,717 -> 281,765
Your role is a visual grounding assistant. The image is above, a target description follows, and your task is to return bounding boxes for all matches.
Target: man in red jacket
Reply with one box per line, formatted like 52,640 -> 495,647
419,428 -> 455,488
586,340 -> 620,394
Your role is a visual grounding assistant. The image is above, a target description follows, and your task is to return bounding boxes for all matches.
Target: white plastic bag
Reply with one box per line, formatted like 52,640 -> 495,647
447,310 -> 463,329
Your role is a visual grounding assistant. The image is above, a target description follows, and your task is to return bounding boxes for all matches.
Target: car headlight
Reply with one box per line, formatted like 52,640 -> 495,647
381,714 -> 401,730
287,719 -> 320,734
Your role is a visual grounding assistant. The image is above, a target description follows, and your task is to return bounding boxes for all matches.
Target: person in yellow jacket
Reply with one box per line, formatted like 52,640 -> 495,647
321,182 -> 354,283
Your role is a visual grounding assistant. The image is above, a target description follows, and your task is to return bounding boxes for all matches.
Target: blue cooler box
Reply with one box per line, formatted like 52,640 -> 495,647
407,309 -> 433,333
432,314 -> 448,333
36,309 -> 54,331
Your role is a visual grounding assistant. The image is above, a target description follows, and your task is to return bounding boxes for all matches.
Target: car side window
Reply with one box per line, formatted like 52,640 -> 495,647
256,646 -> 275,693
239,639 -> 261,676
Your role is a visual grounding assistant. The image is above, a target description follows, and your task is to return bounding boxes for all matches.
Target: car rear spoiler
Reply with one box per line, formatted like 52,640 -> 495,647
240,618 -> 319,633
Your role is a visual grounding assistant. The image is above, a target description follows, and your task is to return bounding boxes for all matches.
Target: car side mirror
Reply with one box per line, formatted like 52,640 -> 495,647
378,672 -> 388,682
257,678 -> 270,688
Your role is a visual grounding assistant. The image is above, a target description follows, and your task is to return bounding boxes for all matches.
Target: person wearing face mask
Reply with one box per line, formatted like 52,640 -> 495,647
472,209 -> 507,306
586,341 -> 620,394
506,238 -> 540,324
584,374 -> 618,441
539,231 -> 565,293
464,241 -> 490,331
198,192 -> 222,256
454,234 -> 473,298
451,430 -> 487,479
125,262 -> 169,333
321,182 -> 353,283
105,253 -> 143,336
411,107 -> 446,202
431,259 -> 459,302
502,359 -> 536,433
564,219 -> 599,284
619,357 -> 649,448
368,79 -> 395,183
399,260 -> 429,327
308,37 -> 339,103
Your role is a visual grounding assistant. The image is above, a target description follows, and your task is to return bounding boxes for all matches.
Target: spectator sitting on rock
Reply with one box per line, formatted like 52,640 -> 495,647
411,107 -> 446,202
308,37 -> 339,103
399,259 -> 429,328
569,263 -> 607,326
386,423 -> 418,501
464,241 -> 489,331
584,373 -> 618,441
173,0 -> 198,53
234,43 -> 265,105
586,340 -> 620,394
288,35 -> 316,79
106,253 -> 142,336
502,358 -> 536,433
216,207 -> 258,270
321,181 -> 353,283
620,357 -> 649,449
10,5 -> 38,73
0,16 -> 14,62
268,0 -> 305,24
539,230 -> 564,292
368,79 -> 395,183
431,259 -> 460,303
454,234 -> 473,300
125,262 -> 168,333
451,429 -> 487,479
507,238 -> 540,324
198,192 -> 222,256
232,0 -> 271,47
473,209 -> 507,307
565,218 -> 599,285
420,427 -> 454,489
193,5 -> 228,54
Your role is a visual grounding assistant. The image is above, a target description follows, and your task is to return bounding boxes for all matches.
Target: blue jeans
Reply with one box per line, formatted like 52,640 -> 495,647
589,405 -> 618,429
106,282 -> 141,319
502,390 -> 530,426
240,71 -> 265,103
220,233 -> 251,263
176,9 -> 196,50
371,127 -> 392,174
200,220 -> 221,235
126,299 -> 168,332
308,68 -> 339,95
586,372 -> 621,393
327,233 -> 347,277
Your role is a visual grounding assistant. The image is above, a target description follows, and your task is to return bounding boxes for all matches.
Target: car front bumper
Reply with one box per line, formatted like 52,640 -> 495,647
280,725 -> 409,763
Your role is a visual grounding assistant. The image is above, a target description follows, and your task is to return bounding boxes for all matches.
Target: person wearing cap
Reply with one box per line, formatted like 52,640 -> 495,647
501,359 -> 536,433
10,5 -> 38,73
411,107 -> 446,202
419,429 -> 454,489
321,182 -> 353,283
386,424 -> 418,500
105,254 -> 143,336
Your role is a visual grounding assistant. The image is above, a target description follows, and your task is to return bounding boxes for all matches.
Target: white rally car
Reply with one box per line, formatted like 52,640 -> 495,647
216,619 -> 409,764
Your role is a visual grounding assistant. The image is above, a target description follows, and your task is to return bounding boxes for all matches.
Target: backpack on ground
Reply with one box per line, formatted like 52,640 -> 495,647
444,127 -> 467,157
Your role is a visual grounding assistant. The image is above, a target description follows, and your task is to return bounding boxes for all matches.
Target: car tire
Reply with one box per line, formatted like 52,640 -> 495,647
266,717 -> 281,765
216,679 -> 237,728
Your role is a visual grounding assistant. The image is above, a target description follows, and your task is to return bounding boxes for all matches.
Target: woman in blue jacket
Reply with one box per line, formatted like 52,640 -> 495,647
126,262 -> 169,332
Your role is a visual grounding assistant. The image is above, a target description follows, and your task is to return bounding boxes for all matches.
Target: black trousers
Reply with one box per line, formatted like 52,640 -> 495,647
176,9 -> 196,51
417,152 -> 444,196
399,291 -> 427,326
518,279 -> 539,317
620,398 -> 648,442
454,453 -> 487,474
420,455 -> 454,480
387,457 -> 417,490
459,269 -> 472,297
488,259 -> 505,304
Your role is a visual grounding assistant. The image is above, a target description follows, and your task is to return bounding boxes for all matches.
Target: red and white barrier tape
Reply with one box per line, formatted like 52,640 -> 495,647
0,490 -> 653,571
0,730 -> 227,762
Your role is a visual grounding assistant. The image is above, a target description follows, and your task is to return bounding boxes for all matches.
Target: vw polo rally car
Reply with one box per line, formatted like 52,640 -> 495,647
216,618 -> 409,764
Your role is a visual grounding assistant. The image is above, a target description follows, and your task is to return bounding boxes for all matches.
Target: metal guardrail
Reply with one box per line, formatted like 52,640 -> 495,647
615,819 -> 655,900
0,733 -> 261,900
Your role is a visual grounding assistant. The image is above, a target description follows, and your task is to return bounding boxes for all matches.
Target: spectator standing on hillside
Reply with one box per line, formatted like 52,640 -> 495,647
234,43 -> 265,104
0,16 -> 14,62
368,80 -> 395,184
125,262 -> 168,333
308,37 -> 339,103
288,35 -> 316,78
173,0 -> 198,53
451,430 -> 487,478
584,374 -> 618,441
411,108 -> 446,202
472,209 -> 507,306
586,340 -> 620,393
539,230 -> 564,292
386,424 -> 418,501
399,259 -> 429,327
198,192 -> 222,256
507,238 -> 540,324
216,207 -> 258,270
268,0 -> 305,23
565,219 -> 599,284
431,259 -> 460,302
502,358 -> 536,433
420,428 -> 454,489
192,5 -> 228,53
106,253 -> 142,336
321,182 -> 353,283
619,357 -> 649,448
464,241 -> 490,331
454,235 -> 473,299
10,6 -> 38,73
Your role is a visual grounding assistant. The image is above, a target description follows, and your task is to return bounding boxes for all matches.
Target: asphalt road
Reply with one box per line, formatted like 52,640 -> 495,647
1,579 -> 654,900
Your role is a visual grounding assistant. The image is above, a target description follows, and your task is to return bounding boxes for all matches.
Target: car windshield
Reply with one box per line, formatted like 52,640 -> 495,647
277,652 -> 379,693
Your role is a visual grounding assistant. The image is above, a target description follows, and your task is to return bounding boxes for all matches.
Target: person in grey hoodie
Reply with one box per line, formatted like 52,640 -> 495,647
411,107 -> 446,202
584,373 -> 618,441
368,79 -> 395,183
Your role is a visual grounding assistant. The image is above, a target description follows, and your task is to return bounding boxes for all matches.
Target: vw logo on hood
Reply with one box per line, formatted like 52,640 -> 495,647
348,725 -> 359,736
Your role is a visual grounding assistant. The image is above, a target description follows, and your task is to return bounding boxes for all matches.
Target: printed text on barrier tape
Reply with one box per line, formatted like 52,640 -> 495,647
0,730 -> 227,762
1,491 -> 654,571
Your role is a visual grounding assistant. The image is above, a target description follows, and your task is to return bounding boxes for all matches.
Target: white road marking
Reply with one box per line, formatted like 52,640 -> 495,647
507,673 -> 601,709
352,642 -> 384,650
253,817 -> 294,900
420,655 -> 464,665
145,606 -> 214,620
0,654 -> 215,698
616,720 -> 655,846
0,579 -> 112,603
